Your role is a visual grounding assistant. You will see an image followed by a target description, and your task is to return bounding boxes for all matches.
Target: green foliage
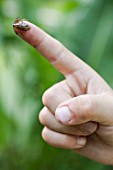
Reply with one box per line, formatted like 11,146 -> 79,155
0,0 -> 113,169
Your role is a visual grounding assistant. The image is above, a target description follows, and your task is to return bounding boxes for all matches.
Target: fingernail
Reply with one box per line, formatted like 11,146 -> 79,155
55,106 -> 71,124
83,122 -> 97,134
76,137 -> 86,147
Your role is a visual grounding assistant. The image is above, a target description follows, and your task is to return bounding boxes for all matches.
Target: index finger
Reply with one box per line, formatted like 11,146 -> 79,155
13,19 -> 87,75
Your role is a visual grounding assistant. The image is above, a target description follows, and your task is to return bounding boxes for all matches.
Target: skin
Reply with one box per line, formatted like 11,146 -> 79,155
13,20 -> 113,165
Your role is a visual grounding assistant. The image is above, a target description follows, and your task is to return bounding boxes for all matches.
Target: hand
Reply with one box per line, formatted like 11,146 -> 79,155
14,20 -> 113,165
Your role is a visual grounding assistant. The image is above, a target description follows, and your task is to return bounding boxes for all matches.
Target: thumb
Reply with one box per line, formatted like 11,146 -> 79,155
55,94 -> 113,126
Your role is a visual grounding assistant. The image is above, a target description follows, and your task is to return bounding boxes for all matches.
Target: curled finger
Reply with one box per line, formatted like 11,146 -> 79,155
42,127 -> 87,149
39,107 -> 97,136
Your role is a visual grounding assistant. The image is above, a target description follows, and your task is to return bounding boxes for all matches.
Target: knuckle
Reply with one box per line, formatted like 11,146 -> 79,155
49,40 -> 63,62
42,83 -> 60,106
42,88 -> 55,106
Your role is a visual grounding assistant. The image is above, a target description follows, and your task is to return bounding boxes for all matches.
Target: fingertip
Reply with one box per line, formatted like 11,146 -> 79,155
13,19 -> 45,48
38,112 -> 42,124
76,137 -> 87,148
38,108 -> 45,125
41,127 -> 48,141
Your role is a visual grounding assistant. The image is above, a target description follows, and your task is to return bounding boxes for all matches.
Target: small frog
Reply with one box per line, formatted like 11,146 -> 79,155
13,17 -> 30,31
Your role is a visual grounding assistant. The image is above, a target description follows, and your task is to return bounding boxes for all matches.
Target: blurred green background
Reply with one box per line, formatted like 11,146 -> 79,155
0,0 -> 113,169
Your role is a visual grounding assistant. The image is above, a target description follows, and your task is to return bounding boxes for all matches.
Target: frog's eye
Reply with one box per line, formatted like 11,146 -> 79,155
25,24 -> 29,27
22,22 -> 28,27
